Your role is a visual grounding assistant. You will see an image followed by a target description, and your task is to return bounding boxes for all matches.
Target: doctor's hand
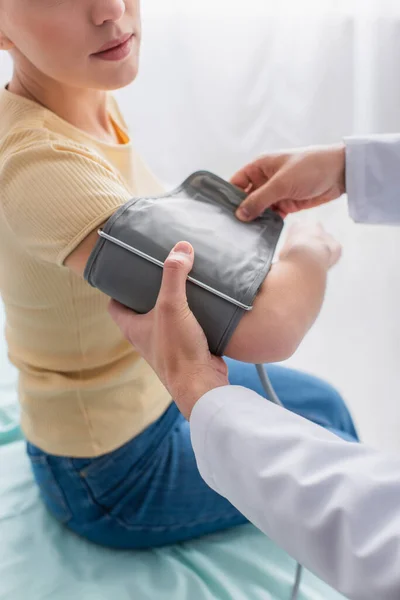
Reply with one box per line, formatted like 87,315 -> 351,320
231,144 -> 346,221
108,242 -> 229,420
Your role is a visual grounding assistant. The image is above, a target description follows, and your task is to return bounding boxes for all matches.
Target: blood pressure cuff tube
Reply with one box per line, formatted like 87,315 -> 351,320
84,171 -> 284,356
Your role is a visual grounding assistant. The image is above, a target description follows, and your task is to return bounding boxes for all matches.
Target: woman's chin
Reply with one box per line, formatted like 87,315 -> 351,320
93,57 -> 140,91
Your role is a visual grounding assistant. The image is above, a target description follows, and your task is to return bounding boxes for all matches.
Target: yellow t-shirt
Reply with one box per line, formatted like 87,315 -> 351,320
0,88 -> 172,457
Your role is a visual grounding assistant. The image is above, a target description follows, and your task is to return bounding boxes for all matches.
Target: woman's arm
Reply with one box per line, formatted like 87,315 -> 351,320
65,228 -> 101,274
66,222 -> 340,364
225,223 -> 341,362
225,250 -> 327,362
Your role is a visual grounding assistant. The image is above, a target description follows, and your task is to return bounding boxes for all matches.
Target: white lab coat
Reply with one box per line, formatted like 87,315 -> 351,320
190,135 -> 400,600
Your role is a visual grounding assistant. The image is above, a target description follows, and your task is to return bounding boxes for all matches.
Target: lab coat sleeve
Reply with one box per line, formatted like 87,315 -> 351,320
345,134 -> 400,224
190,386 -> 400,600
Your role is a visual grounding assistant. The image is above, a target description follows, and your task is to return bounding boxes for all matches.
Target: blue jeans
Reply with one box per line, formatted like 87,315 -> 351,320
27,361 -> 358,549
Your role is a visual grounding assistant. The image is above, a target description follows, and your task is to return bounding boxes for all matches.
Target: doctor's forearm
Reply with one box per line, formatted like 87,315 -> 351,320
345,134 -> 400,225
191,388 -> 400,600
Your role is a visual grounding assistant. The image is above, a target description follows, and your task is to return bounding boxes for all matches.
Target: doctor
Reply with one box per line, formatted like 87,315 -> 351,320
109,136 -> 400,600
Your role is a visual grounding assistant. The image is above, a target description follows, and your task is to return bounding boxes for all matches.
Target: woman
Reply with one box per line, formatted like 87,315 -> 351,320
0,0 -> 357,549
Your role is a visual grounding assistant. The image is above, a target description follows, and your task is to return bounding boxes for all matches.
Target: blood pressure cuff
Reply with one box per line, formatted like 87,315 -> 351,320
84,171 -> 283,356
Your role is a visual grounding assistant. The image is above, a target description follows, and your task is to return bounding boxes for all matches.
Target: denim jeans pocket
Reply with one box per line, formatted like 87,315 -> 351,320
76,409 -> 180,506
28,452 -> 72,524
77,438 -> 162,510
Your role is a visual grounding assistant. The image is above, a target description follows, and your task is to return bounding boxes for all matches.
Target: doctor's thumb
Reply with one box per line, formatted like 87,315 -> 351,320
157,242 -> 194,313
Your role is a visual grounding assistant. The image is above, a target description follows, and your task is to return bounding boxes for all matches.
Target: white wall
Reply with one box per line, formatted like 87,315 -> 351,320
1,4 -> 400,450
0,52 -> 12,83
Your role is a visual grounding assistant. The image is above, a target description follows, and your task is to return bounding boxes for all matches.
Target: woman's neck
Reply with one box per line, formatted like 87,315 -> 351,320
8,68 -> 118,143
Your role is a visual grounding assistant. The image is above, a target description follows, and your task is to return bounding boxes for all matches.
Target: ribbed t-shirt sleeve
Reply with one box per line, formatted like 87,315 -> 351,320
2,139 -> 132,265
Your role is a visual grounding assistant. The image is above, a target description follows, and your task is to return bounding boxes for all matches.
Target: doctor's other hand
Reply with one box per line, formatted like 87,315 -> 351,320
231,144 -> 346,221
108,242 -> 229,420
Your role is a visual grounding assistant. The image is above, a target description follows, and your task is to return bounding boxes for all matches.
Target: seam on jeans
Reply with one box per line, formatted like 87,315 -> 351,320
69,457 -> 110,518
32,457 -> 73,524
108,507 -> 245,532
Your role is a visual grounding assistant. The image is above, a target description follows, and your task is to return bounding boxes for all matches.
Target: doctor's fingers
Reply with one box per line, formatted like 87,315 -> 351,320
108,300 -> 151,352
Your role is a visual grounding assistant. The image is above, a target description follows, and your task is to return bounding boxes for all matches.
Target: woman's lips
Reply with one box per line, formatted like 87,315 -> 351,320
92,34 -> 134,62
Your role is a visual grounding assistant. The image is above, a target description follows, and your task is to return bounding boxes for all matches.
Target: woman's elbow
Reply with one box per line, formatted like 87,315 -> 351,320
224,326 -> 300,364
